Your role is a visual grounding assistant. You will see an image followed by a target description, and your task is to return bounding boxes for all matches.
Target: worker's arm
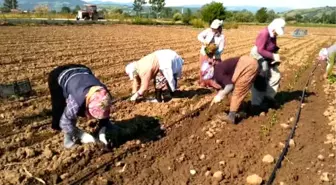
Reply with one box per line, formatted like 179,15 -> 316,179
327,52 -> 336,76
215,35 -> 225,56
59,95 -> 79,134
132,76 -> 141,94
213,84 -> 234,103
256,31 -> 274,60
197,29 -> 210,44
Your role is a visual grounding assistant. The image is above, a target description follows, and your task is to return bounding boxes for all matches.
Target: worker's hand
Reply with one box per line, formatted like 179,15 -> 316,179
203,41 -> 209,46
130,92 -> 141,101
273,53 -> 281,62
212,94 -> 224,103
78,130 -> 96,144
98,126 -> 108,145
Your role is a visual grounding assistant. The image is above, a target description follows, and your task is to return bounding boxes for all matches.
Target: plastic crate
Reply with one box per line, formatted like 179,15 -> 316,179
0,79 -> 32,98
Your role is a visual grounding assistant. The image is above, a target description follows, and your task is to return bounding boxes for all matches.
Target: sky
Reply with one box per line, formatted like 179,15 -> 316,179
87,0 -> 336,9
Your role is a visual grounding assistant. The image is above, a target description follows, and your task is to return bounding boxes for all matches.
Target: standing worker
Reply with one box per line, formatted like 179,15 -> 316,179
317,44 -> 336,79
48,64 -> 114,149
250,18 -> 286,111
202,45 -> 259,124
125,49 -> 184,102
198,19 -> 226,86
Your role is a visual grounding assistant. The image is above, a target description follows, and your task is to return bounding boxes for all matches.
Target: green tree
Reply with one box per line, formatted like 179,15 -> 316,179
266,9 -> 277,22
233,10 -> 254,22
328,11 -> 336,24
149,0 -> 165,18
72,5 -> 81,14
162,7 -> 173,18
3,0 -> 18,11
133,0 -> 146,16
295,14 -> 303,22
114,8 -> 123,14
182,8 -> 192,24
255,7 -> 268,23
200,2 -> 226,24
61,6 -> 71,13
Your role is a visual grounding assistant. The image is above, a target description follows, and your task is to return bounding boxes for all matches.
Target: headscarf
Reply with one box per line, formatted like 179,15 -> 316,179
86,86 -> 112,120
125,61 -> 137,80
318,48 -> 328,61
268,18 -> 286,37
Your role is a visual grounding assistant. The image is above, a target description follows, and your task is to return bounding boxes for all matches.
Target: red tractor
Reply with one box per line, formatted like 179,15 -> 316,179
76,4 -> 104,21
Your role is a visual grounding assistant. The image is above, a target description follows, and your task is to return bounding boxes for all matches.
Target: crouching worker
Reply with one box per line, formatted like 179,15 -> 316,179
48,64 -> 114,148
125,49 -> 184,102
202,54 -> 258,124
318,44 -> 336,79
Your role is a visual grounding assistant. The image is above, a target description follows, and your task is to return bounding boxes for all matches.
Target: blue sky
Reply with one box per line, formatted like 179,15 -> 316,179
87,0 -> 336,8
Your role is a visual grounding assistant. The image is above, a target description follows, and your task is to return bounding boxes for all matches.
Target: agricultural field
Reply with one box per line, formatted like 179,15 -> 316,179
0,24 -> 335,185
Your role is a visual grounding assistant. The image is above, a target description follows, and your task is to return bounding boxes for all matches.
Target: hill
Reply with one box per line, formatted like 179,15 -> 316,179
282,6 -> 336,19
0,0 -> 86,10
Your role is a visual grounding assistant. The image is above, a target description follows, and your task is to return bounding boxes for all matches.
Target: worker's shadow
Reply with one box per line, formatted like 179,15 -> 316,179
104,115 -> 165,148
173,88 -> 213,99
238,90 -> 316,121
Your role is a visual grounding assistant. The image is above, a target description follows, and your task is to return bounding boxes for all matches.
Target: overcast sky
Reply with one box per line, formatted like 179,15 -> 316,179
87,0 -> 336,9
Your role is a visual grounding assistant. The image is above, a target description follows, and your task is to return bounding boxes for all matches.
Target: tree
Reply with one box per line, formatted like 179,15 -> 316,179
255,7 -> 268,23
162,7 -> 173,18
295,14 -> 303,22
233,10 -> 254,22
114,8 -> 123,14
3,0 -> 18,10
133,0 -> 146,16
61,6 -> 71,13
34,4 -> 49,14
266,9 -> 277,22
72,5 -> 81,14
200,2 -> 226,24
182,8 -> 192,24
149,0 -> 165,18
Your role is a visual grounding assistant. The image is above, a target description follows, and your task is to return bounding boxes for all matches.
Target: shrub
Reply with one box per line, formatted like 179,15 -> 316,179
191,18 -> 205,28
173,13 -> 182,21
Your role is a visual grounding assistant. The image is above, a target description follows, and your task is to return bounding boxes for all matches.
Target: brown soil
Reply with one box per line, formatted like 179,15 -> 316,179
0,25 -> 335,185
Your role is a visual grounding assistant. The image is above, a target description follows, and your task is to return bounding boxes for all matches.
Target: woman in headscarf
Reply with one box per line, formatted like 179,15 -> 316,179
201,44 -> 259,124
197,19 -> 226,86
125,49 -> 184,102
250,18 -> 286,111
318,44 -> 336,79
48,64 -> 114,148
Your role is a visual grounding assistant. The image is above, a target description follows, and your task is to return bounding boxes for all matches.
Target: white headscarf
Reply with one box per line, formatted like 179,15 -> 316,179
125,61 -> 136,80
268,18 -> 286,38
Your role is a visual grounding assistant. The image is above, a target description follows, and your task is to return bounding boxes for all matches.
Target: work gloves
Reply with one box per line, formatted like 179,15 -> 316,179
273,53 -> 280,62
63,129 -> 96,149
130,92 -> 142,101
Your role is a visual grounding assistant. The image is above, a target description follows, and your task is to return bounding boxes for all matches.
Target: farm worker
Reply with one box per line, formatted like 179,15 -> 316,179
125,49 -> 184,102
250,18 -> 286,110
318,44 -> 336,79
201,45 -> 259,124
48,64 -> 114,148
198,19 -> 226,86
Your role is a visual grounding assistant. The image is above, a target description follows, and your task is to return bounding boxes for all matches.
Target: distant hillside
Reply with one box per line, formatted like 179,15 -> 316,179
282,6 -> 336,19
0,0 -> 86,10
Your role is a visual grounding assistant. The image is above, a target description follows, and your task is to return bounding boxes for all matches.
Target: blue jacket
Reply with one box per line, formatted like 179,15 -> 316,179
58,67 -> 106,116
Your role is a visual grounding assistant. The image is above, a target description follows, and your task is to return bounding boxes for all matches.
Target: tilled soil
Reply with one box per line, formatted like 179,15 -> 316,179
0,25 -> 335,185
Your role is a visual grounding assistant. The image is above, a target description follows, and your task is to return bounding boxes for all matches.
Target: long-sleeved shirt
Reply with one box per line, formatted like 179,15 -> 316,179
255,27 -> 279,60
198,28 -> 225,59
327,44 -> 336,76
213,57 -> 240,88
133,50 -> 184,95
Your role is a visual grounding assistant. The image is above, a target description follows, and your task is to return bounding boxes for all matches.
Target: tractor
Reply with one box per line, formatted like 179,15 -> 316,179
76,4 -> 104,21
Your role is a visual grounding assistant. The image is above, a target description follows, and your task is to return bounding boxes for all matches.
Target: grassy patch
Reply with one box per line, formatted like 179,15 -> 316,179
260,111 -> 278,136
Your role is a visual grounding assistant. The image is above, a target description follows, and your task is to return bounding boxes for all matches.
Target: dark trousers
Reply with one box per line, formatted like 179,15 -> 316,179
48,64 -> 88,130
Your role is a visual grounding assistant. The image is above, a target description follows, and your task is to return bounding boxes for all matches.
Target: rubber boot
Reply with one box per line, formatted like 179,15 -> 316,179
64,133 -> 75,149
155,89 -> 163,102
